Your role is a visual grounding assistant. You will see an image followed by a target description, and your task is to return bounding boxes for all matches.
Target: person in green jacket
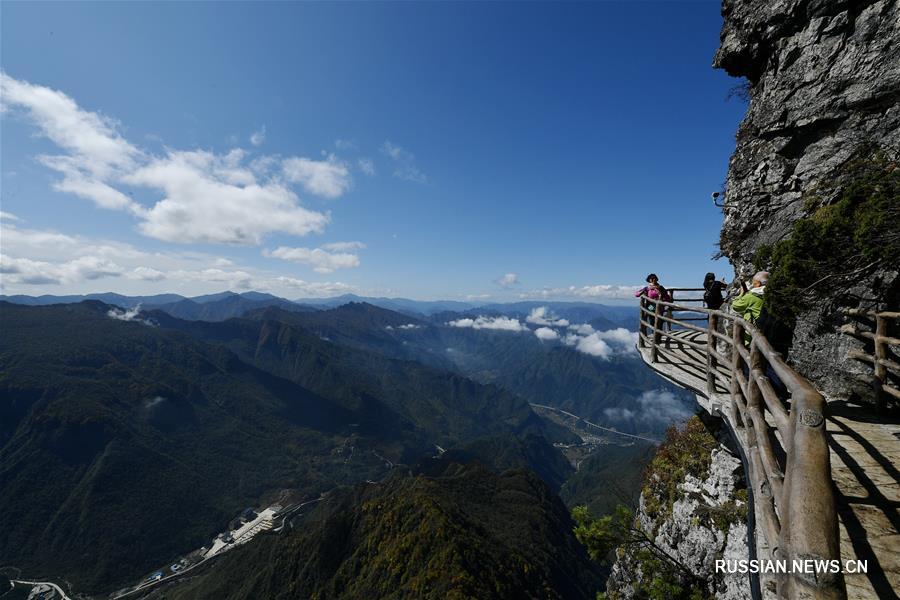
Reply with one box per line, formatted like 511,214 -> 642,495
731,271 -> 768,325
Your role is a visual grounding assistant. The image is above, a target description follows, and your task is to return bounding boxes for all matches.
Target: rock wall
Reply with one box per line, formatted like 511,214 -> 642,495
713,0 -> 900,401
605,446 -> 752,600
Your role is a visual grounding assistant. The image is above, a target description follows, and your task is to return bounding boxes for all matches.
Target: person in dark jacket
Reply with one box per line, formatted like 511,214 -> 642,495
703,272 -> 728,310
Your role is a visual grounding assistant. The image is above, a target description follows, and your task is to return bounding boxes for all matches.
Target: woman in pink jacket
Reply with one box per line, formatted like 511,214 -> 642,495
635,273 -> 671,302
635,273 -> 672,330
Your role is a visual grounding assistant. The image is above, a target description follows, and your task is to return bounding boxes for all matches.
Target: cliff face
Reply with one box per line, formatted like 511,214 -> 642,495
714,0 -> 900,401
605,445 -> 751,600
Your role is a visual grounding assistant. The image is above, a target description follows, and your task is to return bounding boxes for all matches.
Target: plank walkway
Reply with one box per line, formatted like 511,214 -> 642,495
638,329 -> 900,600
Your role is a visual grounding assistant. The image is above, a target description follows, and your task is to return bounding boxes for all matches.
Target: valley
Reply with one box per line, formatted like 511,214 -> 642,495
0,294 -> 691,598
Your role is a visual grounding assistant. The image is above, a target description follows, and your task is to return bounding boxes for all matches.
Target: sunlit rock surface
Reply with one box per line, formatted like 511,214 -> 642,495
714,0 -> 899,402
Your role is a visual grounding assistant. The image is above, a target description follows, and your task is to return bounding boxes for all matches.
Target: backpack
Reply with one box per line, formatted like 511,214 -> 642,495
703,282 -> 725,309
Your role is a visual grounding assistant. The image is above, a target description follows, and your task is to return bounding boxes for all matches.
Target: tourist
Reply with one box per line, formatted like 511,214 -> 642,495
635,273 -> 672,331
731,271 -> 768,325
702,272 -> 728,310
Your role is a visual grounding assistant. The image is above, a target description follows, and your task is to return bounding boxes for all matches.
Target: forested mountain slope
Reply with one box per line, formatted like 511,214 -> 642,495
0,301 -> 570,592
154,461 -> 601,600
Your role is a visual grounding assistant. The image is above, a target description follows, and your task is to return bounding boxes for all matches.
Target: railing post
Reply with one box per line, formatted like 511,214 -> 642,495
874,313 -> 887,413
706,311 -> 718,395
650,299 -> 662,363
669,289 -> 675,336
731,319 -> 744,427
780,386 -> 844,600
748,341 -> 763,411
638,298 -> 646,348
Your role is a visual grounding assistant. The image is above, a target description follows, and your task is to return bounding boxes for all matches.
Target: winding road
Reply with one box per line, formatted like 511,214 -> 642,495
11,580 -> 72,600
529,403 -> 661,443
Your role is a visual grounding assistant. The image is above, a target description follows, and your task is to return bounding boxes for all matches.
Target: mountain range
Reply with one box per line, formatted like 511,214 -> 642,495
0,290 -> 636,321
0,293 -> 690,596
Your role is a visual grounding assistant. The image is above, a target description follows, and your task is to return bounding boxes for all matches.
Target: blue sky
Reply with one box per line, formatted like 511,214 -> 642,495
1,1 -> 745,302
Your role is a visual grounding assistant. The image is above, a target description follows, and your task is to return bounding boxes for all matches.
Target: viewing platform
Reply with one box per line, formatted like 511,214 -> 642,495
635,291 -> 900,600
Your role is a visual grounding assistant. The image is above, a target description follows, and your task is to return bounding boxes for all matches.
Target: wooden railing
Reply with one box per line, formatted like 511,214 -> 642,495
637,291 -> 844,600
841,309 -> 900,412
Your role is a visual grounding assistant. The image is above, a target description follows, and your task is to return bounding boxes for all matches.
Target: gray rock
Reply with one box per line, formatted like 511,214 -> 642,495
606,444 -> 751,600
713,0 -> 900,402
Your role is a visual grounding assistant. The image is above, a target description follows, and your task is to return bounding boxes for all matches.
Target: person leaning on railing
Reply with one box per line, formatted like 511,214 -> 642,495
702,272 -> 729,310
704,272 -> 730,353
635,273 -> 673,331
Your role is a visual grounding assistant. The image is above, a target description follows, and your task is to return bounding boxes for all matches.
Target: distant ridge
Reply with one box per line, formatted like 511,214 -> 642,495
0,292 -> 187,307
0,290 -> 637,329
293,293 -> 479,315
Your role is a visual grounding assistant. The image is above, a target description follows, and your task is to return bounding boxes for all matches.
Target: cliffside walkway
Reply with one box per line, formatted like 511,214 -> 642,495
635,291 -> 900,600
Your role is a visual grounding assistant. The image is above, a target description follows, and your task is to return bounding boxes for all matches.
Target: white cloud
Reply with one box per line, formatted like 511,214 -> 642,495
594,327 -> 639,347
0,221 -> 358,298
266,245 -> 361,273
564,332 -> 612,358
321,241 -> 365,252
520,284 -> 640,300
466,293 -> 493,300
335,139 -> 357,150
108,305 -> 143,321
107,305 -> 157,326
250,126 -> 266,147
562,325 -> 638,359
603,406 -> 635,422
249,154 -> 279,176
604,390 -> 693,426
0,211 -> 20,221
128,266 -> 166,281
1,253 -> 124,286
125,149 -> 329,244
282,155 -> 351,199
399,323 -> 421,330
39,159 -> 139,212
1,73 -> 340,246
165,267 -> 254,290
358,157 -> 376,176
495,272 -> 519,288
269,276 -> 354,298
568,323 -> 595,335
381,141 -> 426,183
525,306 -> 569,327
1,72 -> 143,214
534,327 -> 559,341
447,315 -> 528,332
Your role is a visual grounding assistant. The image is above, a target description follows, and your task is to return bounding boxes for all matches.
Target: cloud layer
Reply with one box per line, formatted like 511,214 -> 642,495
445,306 -> 638,358
520,284 -> 639,300
526,306 -> 569,327
603,390 -> 694,427
266,243 -> 364,273
563,326 -> 638,359
0,221 -> 355,297
447,316 -> 528,332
